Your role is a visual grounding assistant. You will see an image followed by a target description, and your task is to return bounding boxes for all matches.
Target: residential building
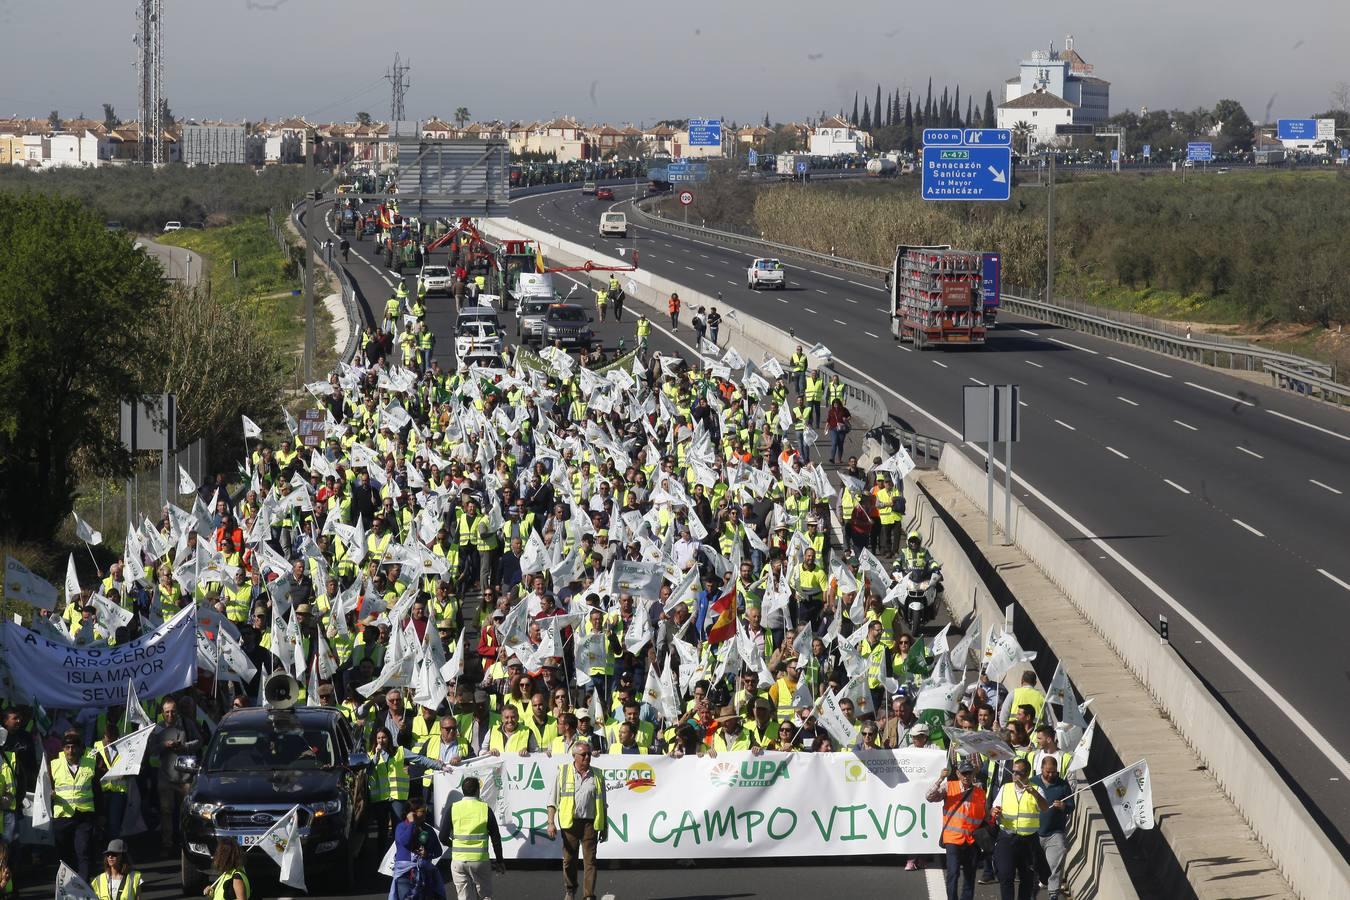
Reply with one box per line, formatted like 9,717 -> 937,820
998,35 -> 1111,147
809,116 -> 869,155
996,91 -> 1077,149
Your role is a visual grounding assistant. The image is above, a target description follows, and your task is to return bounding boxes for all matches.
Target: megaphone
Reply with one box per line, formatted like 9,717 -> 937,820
263,672 -> 303,710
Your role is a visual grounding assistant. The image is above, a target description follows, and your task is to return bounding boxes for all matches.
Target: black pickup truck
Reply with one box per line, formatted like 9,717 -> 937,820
176,706 -> 372,893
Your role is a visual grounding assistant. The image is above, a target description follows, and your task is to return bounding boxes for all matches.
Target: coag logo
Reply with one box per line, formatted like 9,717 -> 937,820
709,759 -> 791,788
600,762 -> 657,793
843,760 -> 868,783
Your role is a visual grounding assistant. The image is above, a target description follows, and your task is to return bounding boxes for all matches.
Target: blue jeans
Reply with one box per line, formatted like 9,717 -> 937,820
830,428 -> 846,461
797,430 -> 810,461
104,790 -> 128,841
944,842 -> 977,900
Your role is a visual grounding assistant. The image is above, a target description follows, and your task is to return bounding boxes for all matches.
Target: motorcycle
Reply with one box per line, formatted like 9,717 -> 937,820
897,563 -> 943,636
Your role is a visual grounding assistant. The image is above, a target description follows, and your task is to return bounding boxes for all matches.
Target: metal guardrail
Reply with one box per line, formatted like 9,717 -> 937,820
628,197 -> 1342,387
1263,360 -> 1350,405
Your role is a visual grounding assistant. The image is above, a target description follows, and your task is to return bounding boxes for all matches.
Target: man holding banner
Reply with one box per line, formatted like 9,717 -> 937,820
547,742 -> 607,900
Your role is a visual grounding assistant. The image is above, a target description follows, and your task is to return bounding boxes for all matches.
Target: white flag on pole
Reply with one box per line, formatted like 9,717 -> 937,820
72,512 -> 103,546
30,739 -> 54,829
983,629 -> 1037,683
4,555 -> 59,610
242,415 -> 263,439
177,465 -> 197,496
124,679 -> 153,731
1068,718 -> 1095,774
100,724 -> 156,780
251,804 -> 306,889
64,554 -> 81,605
1104,760 -> 1155,837
55,862 -> 99,899
89,592 -> 133,633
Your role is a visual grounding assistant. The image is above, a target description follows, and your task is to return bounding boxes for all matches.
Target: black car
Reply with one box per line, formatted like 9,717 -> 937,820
541,303 -> 598,350
176,706 -> 371,893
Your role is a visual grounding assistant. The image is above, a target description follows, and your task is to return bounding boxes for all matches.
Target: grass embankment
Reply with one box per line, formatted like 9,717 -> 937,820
157,216 -> 337,380
741,169 -> 1350,371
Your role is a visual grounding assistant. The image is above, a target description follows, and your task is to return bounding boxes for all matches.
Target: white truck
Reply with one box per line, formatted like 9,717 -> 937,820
776,153 -> 812,181
747,258 -> 786,290
599,212 -> 628,238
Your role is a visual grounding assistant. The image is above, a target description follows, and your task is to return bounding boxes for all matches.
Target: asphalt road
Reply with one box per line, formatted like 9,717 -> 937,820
506,185 -> 1350,846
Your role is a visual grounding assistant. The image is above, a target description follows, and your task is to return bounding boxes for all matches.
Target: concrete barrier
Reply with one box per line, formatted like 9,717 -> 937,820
900,474 -> 1139,900
940,447 -> 1347,899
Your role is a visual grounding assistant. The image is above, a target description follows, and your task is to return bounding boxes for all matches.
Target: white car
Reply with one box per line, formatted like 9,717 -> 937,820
454,310 -> 503,363
417,265 -> 453,297
163,221 -> 182,232
747,258 -> 786,290
599,212 -> 627,238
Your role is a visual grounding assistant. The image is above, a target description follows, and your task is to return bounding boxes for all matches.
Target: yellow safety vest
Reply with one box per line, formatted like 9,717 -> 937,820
93,740 -> 130,794
371,747 -> 410,802
51,753 -> 97,816
450,798 -> 491,862
93,871 -> 144,900
877,488 -> 899,525
555,764 -> 606,831
210,868 -> 250,900
225,583 -> 252,623
488,728 -> 533,754
1011,685 -> 1046,723
996,783 -> 1042,836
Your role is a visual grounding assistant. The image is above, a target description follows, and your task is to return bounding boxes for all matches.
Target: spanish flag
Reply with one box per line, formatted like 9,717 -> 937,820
534,242 -> 547,274
705,585 -> 737,645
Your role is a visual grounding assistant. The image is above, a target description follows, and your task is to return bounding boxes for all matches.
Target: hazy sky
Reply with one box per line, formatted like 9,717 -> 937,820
1,0 -> 1344,126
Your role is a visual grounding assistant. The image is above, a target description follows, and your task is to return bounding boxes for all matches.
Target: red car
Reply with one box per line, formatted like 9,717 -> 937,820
595,187 -> 615,200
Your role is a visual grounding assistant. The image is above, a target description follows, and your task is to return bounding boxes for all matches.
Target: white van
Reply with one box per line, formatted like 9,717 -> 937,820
599,212 -> 627,238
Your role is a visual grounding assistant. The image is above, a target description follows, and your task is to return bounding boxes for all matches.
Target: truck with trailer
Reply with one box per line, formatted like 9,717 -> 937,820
886,244 -> 987,348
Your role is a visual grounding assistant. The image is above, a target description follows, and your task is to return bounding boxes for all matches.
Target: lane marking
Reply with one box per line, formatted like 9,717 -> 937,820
1019,329 -> 1038,336
1025,360 -> 1044,368
1109,355 -> 1172,378
1309,479 -> 1342,495
804,307 -> 818,314
1117,396 -> 1139,407
815,289 -> 829,295
849,280 -> 884,291
845,297 -> 858,304
1051,337 -> 1099,354
1318,569 -> 1350,592
1233,518 -> 1265,538
684,265 -> 695,271
726,280 -> 738,286
1107,446 -> 1129,459
896,343 -> 912,352
820,272 -> 846,281
1236,446 -> 1264,459
1054,419 -> 1076,431
704,273 -> 716,278
876,307 -> 889,313
1185,381 -> 1255,406
833,318 -> 848,325
932,360 -> 949,368
1164,479 -> 1190,494
1173,419 -> 1198,431
969,377 -> 987,386
864,331 -> 879,338
1069,377 -> 1089,385
777,297 -> 789,304
1266,409 -> 1350,442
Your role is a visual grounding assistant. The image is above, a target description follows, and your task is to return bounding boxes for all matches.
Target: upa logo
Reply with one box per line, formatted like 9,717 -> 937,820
709,758 -> 791,788
600,761 -> 657,793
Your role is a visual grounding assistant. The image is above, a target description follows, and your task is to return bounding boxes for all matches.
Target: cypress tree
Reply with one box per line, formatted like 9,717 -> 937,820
875,85 -> 883,129
861,99 -> 871,131
924,79 -> 933,122
852,93 -> 859,125
953,85 -> 961,127
984,91 -> 996,128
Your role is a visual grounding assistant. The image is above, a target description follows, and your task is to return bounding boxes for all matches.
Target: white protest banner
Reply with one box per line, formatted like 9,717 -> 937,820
55,862 -> 98,899
468,751 -> 943,860
0,606 -> 196,707
1104,760 -> 1155,837
4,556 -> 58,610
944,727 -> 1016,761
611,560 -> 665,601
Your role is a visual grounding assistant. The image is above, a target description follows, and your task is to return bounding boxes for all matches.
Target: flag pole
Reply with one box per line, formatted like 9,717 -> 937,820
1066,758 -> 1147,801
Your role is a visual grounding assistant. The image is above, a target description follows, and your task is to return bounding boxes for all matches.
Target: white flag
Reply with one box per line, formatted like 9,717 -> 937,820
5,556 -> 58,610
1104,760 -> 1155,837
242,415 -> 263,439
89,592 -> 133,633
816,684 -> 858,748
656,654 -> 681,721
251,804 -> 306,889
124,679 -> 153,731
283,407 -> 299,436
177,465 -> 197,496
439,630 -> 466,687
983,629 -> 1037,682
100,724 -> 155,780
915,680 -> 964,714
63,553 -> 82,606
55,862 -> 99,900
1068,718 -> 1095,774
1046,661 -> 1073,708
30,739 -> 54,829
72,513 -> 103,546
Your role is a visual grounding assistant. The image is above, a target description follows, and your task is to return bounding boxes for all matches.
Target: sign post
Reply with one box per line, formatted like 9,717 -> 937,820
962,385 -> 1020,545
921,128 -> 1013,202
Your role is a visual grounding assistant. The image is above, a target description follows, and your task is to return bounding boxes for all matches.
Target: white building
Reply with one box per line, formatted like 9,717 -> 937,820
38,130 -> 111,168
809,116 -> 869,156
998,35 -> 1110,148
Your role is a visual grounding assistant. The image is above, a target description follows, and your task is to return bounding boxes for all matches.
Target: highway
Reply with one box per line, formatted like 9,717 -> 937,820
507,185 -> 1350,845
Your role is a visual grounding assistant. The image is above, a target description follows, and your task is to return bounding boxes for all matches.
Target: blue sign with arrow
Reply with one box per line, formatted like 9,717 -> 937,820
921,128 -> 1012,202
688,118 -> 721,148
748,149 -> 758,166
1142,144 -> 1151,158
1187,142 -> 1213,162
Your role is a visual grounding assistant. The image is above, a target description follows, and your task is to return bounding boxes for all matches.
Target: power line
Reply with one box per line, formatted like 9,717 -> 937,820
386,53 -> 410,123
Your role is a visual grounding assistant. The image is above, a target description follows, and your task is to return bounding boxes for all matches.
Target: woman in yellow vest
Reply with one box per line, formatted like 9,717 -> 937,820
370,726 -> 412,850
208,837 -> 250,900
51,730 -> 97,880
92,840 -> 143,900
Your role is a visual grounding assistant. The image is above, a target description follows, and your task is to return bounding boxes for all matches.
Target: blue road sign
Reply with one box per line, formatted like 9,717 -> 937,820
1142,144 -> 1151,158
1111,149 -> 1120,162
795,161 -> 808,174
962,128 -> 1012,146
1277,119 -> 1317,140
666,162 -> 709,183
1342,149 -> 1349,160
748,149 -> 758,166
921,145 -> 1012,201
1187,142 -> 1213,162
922,128 -> 964,146
688,118 -> 721,147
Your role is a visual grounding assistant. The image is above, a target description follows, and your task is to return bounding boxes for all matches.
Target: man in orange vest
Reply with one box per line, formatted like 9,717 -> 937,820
927,755 -> 988,900
668,292 -> 681,331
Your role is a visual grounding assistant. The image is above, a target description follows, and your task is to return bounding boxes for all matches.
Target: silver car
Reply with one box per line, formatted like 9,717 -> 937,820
517,297 -> 553,346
